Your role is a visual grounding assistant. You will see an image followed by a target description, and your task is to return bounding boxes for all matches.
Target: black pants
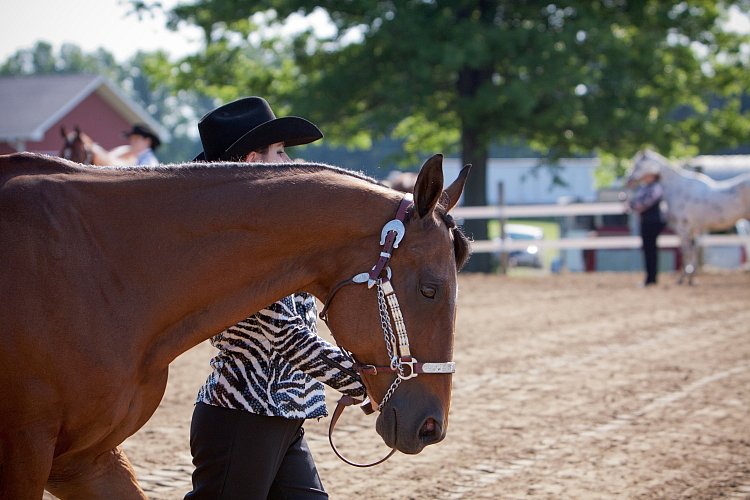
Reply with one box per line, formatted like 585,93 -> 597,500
185,402 -> 327,500
641,222 -> 665,284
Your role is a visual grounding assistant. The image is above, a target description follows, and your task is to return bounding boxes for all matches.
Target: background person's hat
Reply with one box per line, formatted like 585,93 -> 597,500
194,97 -> 323,161
123,123 -> 161,149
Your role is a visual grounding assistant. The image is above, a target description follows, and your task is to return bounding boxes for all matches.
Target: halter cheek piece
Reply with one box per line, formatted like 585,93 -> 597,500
319,193 -> 456,467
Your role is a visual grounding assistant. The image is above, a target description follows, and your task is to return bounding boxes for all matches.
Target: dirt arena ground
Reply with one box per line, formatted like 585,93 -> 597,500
51,270 -> 750,499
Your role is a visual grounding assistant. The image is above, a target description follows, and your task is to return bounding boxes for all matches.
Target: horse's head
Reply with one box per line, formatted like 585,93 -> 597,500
323,154 -> 470,455
59,126 -> 92,164
627,148 -> 665,187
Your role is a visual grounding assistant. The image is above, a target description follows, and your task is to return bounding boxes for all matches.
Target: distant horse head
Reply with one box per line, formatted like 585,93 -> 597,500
626,149 -> 665,187
59,126 -> 93,164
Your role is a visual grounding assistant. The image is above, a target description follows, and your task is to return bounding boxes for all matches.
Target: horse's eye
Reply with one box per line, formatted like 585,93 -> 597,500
420,285 -> 437,299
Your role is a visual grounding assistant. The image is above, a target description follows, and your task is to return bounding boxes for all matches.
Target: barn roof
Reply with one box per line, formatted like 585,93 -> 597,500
0,73 -> 169,142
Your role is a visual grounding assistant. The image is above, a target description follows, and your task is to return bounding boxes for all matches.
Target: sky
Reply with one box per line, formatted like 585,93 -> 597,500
0,0 -> 204,62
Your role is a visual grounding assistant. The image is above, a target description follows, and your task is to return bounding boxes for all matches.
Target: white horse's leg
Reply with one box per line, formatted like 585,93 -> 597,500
685,236 -> 697,285
676,229 -> 694,285
677,242 -> 686,284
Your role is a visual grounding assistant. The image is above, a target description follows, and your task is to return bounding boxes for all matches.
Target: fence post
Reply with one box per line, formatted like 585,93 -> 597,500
497,182 -> 508,274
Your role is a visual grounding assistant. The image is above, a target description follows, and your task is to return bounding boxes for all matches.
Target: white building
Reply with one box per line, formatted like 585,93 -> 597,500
442,157 -> 599,205
685,154 -> 750,181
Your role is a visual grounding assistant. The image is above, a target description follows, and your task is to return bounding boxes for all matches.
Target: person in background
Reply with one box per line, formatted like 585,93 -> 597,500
90,123 -> 161,166
122,123 -> 160,165
184,97 -> 366,499
628,165 -> 665,286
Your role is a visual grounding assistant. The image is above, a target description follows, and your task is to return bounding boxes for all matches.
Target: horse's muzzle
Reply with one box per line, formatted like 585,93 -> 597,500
375,389 -> 448,454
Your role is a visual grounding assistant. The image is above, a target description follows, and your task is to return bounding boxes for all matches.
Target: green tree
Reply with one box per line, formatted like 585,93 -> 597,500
157,0 -> 750,270
1,41 -> 119,77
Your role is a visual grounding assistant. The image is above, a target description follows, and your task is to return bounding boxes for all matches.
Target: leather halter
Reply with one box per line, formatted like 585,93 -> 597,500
319,193 -> 456,467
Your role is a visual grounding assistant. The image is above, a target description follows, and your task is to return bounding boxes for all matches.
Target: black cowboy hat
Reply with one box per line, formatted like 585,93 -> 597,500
193,96 -> 323,161
123,123 -> 161,150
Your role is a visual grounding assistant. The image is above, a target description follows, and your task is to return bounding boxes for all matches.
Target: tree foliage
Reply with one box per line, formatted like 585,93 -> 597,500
161,2 -> 750,154
0,41 -> 119,78
158,0 -> 750,269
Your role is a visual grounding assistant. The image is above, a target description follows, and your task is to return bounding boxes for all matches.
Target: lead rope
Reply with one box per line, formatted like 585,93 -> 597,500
328,394 -> 397,467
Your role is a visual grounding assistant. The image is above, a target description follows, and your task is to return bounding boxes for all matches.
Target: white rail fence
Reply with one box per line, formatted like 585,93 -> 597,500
451,202 -> 750,254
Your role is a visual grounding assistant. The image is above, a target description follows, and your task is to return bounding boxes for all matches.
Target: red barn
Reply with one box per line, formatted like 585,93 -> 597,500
0,73 -> 168,156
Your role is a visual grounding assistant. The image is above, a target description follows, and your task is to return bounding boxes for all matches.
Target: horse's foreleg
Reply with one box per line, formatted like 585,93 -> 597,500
0,428 -> 56,500
680,236 -> 699,285
46,447 -> 146,500
677,235 -> 694,285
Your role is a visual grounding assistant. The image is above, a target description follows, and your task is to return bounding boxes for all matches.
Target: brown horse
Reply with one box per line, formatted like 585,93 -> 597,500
59,125 -> 93,164
59,126 -> 135,166
0,152 -> 470,498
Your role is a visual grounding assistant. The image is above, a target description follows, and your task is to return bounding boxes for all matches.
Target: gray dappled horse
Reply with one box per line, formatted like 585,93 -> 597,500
627,149 -> 750,284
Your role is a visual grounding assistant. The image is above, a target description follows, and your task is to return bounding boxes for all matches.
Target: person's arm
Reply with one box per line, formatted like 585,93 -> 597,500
108,145 -> 137,165
86,143 -> 136,166
259,295 -> 366,399
628,183 -> 663,213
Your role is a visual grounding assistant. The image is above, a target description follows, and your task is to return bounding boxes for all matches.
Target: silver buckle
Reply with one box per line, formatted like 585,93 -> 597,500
379,219 -> 406,248
398,357 -> 419,380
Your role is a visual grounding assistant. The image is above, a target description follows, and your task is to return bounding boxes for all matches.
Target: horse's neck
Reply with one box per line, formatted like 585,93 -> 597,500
658,161 -> 689,192
84,164 -> 395,365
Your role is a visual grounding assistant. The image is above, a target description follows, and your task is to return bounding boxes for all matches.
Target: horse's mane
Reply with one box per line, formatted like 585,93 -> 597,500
114,160 -> 381,184
437,206 -> 471,271
638,149 -> 720,184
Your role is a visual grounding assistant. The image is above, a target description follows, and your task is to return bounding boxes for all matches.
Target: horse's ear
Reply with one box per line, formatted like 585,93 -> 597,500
60,126 -> 67,138
413,154 -> 444,218
75,125 -> 81,137
442,164 -> 471,212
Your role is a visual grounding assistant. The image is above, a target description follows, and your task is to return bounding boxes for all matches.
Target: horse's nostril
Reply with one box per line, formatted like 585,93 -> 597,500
419,417 -> 441,442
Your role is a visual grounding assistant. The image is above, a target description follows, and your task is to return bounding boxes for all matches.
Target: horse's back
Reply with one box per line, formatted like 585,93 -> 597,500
666,168 -> 750,232
0,152 -> 80,184
1,153 -> 76,222
708,172 -> 750,215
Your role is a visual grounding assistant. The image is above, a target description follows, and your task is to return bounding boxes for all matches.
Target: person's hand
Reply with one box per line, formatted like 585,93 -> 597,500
108,145 -> 137,166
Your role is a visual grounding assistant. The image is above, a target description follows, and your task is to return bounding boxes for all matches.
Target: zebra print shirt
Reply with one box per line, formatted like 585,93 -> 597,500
196,293 -> 366,419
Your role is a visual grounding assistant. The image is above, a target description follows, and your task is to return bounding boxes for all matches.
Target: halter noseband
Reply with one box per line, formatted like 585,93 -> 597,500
320,193 -> 456,467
